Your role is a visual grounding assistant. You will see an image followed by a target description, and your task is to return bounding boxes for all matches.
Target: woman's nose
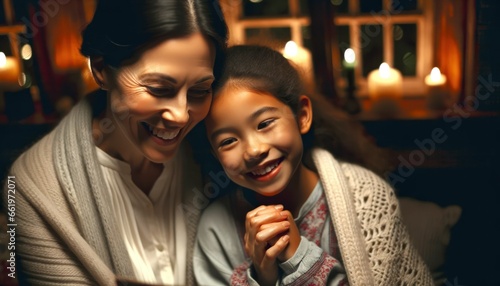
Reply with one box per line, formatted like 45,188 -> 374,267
161,92 -> 189,127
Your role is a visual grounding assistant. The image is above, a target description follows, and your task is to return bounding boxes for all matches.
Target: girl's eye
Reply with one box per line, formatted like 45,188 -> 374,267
145,86 -> 173,97
219,138 -> 236,147
257,119 -> 275,130
189,88 -> 212,99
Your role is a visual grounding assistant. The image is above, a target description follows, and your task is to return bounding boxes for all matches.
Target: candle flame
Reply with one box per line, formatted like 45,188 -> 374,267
430,67 -> 442,81
283,41 -> 298,59
379,62 -> 390,78
0,52 -> 6,68
344,48 -> 355,64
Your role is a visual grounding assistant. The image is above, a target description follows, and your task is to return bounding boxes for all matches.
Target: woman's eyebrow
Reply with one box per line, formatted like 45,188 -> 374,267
139,73 -> 177,84
195,75 -> 215,84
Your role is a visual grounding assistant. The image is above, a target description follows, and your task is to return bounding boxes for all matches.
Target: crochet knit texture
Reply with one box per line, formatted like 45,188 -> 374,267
312,148 -> 433,286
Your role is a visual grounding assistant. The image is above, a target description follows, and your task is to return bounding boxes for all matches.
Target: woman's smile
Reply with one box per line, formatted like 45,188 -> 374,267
141,122 -> 182,146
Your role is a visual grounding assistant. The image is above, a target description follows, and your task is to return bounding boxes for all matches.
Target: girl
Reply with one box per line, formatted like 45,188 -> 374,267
193,45 -> 433,285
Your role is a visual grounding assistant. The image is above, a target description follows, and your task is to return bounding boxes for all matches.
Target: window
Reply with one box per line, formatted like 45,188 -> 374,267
220,0 -> 433,97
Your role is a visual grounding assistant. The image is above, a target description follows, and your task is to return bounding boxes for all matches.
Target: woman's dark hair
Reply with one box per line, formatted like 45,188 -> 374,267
80,0 -> 228,78
214,45 -> 394,177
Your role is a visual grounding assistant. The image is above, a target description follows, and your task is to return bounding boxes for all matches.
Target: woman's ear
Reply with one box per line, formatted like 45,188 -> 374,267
297,95 -> 313,134
90,57 -> 109,90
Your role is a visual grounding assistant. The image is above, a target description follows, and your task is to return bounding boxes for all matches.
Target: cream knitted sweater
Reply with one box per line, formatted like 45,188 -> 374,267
311,148 -> 433,285
6,98 -> 202,286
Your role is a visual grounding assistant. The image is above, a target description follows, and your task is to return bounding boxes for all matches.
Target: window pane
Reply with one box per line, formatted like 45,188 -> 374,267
243,0 -> 289,17
245,27 -> 291,49
302,25 -> 312,51
360,25 -> 383,77
299,0 -> 349,16
299,0 -> 309,15
0,0 -> 6,25
393,24 -> 417,76
360,0 -> 382,13
0,35 -> 13,56
336,25 -> 351,79
331,0 -> 349,14
393,0 -> 418,12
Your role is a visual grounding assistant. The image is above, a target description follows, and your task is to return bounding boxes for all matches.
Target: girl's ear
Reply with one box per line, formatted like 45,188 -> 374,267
297,95 -> 313,134
90,57 -> 109,90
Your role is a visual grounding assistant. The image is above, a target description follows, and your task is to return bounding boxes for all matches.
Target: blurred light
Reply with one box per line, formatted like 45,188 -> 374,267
250,0 -> 263,3
344,48 -> 355,63
21,44 -> 32,60
283,41 -> 298,59
0,52 -> 6,68
331,0 -> 343,6
393,25 -> 404,41
18,72 -> 26,86
430,67 -> 442,82
379,62 -> 390,78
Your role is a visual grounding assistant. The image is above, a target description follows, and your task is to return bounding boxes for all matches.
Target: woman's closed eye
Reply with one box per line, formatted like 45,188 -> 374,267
144,85 -> 174,97
189,88 -> 212,99
257,118 -> 276,130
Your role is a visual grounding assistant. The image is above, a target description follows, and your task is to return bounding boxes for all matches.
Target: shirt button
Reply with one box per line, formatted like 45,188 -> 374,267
156,244 -> 164,252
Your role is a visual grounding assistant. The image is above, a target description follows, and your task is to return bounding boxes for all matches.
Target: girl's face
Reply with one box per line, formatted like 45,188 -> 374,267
206,84 -> 312,196
98,33 -> 215,163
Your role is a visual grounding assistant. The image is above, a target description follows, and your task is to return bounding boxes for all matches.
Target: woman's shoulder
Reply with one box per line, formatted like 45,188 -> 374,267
10,128 -> 57,178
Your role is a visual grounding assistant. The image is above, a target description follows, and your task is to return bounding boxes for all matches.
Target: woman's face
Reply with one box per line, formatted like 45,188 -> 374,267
102,33 -> 215,163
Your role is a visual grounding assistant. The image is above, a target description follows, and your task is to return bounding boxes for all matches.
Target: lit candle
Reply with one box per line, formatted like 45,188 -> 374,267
0,52 -> 22,91
425,67 -> 449,110
283,41 -> 314,92
342,48 -> 361,114
343,48 -> 356,91
367,62 -> 403,99
425,67 -> 447,86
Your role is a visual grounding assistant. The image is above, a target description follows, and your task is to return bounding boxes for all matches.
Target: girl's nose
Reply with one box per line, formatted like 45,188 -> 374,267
243,138 -> 269,162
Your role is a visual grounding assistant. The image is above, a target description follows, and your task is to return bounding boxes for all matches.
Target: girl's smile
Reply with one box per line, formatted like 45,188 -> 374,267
246,157 -> 284,181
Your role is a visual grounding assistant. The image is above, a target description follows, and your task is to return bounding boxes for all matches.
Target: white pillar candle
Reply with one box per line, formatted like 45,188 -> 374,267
367,62 -> 403,99
0,52 -> 22,91
425,67 -> 449,110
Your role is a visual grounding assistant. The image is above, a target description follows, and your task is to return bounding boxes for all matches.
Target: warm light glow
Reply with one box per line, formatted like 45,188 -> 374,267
0,52 -> 6,68
18,73 -> 26,86
425,67 -> 447,86
283,41 -> 298,59
379,62 -> 391,78
344,48 -> 355,64
430,67 -> 442,81
250,0 -> 263,2
367,62 -> 403,99
21,44 -> 32,60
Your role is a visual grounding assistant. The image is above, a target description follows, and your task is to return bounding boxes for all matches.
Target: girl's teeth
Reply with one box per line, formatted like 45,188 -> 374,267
251,161 -> 279,176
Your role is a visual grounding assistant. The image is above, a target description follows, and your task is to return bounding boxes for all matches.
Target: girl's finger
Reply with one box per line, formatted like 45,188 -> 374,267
261,235 -> 290,266
255,221 -> 291,243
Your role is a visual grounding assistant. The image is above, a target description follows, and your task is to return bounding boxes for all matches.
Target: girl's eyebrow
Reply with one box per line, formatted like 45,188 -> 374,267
248,106 -> 279,123
210,106 -> 279,142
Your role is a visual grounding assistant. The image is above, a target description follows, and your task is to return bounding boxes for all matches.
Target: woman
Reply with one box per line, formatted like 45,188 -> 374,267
6,0 -> 227,285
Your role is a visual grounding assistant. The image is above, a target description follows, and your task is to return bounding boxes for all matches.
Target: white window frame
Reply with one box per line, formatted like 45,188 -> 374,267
220,0 -> 434,98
